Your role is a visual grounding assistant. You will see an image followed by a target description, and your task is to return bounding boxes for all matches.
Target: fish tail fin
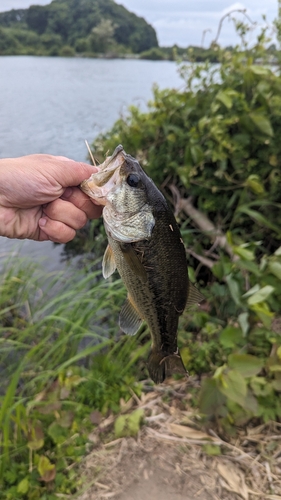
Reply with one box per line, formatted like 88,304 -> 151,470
147,349 -> 188,384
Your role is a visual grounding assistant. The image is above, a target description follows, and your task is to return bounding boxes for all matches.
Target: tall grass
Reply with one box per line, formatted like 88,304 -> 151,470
0,254 -> 147,496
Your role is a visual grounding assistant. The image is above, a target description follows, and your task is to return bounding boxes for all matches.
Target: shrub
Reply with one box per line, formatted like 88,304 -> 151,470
139,47 -> 167,60
89,24 -> 281,431
59,44 -> 75,57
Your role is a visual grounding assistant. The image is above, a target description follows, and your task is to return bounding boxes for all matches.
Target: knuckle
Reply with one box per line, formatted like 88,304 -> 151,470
44,201 -> 58,218
77,212 -> 88,228
45,220 -> 76,243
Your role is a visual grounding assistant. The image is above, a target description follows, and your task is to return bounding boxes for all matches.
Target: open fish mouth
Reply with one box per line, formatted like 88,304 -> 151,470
80,145 -> 125,205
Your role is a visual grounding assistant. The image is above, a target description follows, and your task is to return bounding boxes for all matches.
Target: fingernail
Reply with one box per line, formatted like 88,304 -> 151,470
61,187 -> 73,199
39,217 -> 47,227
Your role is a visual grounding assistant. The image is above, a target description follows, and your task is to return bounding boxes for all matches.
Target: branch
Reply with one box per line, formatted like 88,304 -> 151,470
201,29 -> 212,48
185,248 -> 215,270
211,9 -> 256,46
169,184 -> 235,259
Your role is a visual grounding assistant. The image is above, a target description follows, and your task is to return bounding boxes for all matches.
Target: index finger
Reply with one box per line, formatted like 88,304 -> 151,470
60,187 -> 103,219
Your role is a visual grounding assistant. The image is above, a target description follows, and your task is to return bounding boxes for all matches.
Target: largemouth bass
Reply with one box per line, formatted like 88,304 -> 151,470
81,145 -> 203,383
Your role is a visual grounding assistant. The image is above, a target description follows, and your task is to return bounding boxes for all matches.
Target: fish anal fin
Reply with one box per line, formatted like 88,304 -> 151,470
102,244 -> 116,279
147,349 -> 188,384
120,243 -> 147,282
186,282 -> 205,308
119,296 -> 143,336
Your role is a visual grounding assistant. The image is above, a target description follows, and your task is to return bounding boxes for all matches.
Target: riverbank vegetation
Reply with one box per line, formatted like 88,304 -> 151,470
0,0 -> 157,57
1,0 -> 278,62
1,21 -> 281,500
0,256 -> 146,498
89,24 -> 281,429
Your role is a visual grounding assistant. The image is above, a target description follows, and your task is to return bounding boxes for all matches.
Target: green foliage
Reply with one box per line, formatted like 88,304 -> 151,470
88,18 -> 116,54
59,45 -> 75,57
90,25 -> 281,432
114,408 -> 144,437
0,0 -> 158,56
0,257 -> 146,498
140,47 -> 167,60
0,27 -> 20,54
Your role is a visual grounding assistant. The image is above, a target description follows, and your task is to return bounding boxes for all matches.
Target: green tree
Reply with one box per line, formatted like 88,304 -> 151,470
88,18 -> 116,53
40,33 -> 63,55
0,0 -> 158,55
47,2 -> 72,41
0,27 -> 19,54
26,5 -> 48,34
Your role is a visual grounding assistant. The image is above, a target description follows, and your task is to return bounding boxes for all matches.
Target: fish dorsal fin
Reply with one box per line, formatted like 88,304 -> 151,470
120,243 -> 147,282
102,244 -> 116,279
186,282 -> 205,308
119,296 -> 143,336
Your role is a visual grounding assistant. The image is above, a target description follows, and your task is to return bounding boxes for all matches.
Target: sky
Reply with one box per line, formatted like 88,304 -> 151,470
0,0 -> 278,47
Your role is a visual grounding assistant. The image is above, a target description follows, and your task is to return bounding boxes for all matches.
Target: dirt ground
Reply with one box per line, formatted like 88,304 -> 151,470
79,432 -> 236,500
78,380 -> 281,500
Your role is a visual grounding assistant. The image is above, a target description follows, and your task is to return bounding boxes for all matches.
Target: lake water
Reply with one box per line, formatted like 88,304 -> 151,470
0,56 -> 183,270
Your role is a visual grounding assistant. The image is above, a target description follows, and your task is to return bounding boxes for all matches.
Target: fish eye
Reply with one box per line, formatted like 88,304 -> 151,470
126,173 -> 140,188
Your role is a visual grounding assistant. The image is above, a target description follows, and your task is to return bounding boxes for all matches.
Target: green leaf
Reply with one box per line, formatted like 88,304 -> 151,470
250,302 -> 274,328
47,422 -> 69,444
272,378 -> 281,391
250,65 -> 270,75
212,261 -> 224,280
237,259 -> 261,276
228,354 -> 263,377
219,369 -> 247,407
199,378 -> 226,417
38,455 -> 56,483
245,175 -> 265,195
219,326 -> 243,348
190,145 -> 203,164
249,112 -> 273,136
233,246 -> 255,261
247,285 -> 275,305
269,364 -> 281,372
203,444 -> 221,456
216,90 -> 232,109
250,377 -> 273,396
17,478 -> 29,494
27,421 -> 44,451
268,261 -> 281,280
225,275 -> 241,306
114,409 -> 144,438
236,206 -> 281,234
242,284 -> 260,298
238,312 -> 250,336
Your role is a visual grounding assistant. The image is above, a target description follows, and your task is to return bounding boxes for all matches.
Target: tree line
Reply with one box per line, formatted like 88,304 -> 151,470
0,0 -> 158,56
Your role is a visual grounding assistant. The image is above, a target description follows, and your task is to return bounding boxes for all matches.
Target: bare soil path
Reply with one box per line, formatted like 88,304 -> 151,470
78,380 -> 281,500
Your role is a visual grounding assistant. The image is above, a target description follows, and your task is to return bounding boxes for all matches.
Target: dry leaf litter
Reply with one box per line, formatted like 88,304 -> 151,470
77,378 -> 281,500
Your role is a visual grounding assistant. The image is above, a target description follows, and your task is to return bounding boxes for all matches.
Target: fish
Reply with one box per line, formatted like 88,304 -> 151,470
80,145 -> 203,384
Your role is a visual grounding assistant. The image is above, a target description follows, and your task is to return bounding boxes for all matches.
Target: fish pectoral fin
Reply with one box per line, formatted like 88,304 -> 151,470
120,243 -> 147,282
119,296 -> 143,336
148,350 -> 188,384
102,244 -> 117,279
186,282 -> 205,308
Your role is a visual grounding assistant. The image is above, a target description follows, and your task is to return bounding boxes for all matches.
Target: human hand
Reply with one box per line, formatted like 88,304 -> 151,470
0,154 -> 102,243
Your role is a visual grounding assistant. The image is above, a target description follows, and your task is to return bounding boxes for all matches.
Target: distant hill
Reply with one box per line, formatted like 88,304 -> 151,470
0,0 -> 158,56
